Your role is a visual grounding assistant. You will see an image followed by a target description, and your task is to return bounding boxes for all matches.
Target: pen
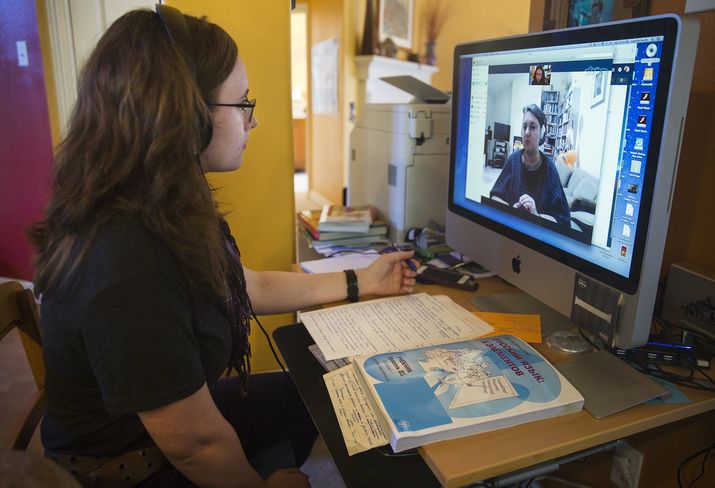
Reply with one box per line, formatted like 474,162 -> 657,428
391,241 -> 418,272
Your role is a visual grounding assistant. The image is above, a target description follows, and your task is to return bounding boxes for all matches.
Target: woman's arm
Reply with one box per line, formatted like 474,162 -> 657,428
138,385 -> 264,488
244,251 -> 417,315
489,154 -> 516,205
139,385 -> 311,488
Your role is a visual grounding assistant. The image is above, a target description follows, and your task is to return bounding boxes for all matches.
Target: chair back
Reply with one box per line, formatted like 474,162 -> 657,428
0,281 -> 47,449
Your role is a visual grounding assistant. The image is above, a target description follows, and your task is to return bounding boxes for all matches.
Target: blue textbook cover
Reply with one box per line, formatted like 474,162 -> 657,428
356,334 -> 584,452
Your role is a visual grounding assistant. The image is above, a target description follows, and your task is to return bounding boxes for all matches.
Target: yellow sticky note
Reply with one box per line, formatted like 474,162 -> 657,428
474,312 -> 542,344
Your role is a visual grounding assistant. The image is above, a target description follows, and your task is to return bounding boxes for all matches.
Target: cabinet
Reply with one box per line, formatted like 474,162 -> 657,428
354,56 -> 438,113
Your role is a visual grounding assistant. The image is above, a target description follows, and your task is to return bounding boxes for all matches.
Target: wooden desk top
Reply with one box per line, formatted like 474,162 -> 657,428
288,265 -> 715,486
413,278 -> 715,487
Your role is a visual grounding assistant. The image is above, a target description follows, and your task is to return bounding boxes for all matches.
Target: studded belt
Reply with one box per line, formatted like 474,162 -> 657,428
45,446 -> 169,487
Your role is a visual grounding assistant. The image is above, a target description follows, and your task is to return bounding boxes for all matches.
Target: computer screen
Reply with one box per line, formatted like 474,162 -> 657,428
446,15 -> 699,349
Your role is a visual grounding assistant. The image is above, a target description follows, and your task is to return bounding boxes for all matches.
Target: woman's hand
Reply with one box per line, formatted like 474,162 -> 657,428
266,468 -> 311,488
356,250 -> 417,297
514,194 -> 538,215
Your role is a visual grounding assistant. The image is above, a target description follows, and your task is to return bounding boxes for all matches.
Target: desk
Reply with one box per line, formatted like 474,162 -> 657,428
274,324 -> 439,487
274,279 -> 715,487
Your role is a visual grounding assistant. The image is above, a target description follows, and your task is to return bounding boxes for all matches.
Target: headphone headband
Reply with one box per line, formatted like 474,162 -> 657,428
155,4 -> 196,78
155,4 -> 214,151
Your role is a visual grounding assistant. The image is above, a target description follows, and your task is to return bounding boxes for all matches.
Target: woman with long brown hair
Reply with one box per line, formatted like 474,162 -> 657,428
31,6 -> 416,487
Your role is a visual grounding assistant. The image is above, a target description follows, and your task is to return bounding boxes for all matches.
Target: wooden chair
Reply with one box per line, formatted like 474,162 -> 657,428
0,281 -> 46,449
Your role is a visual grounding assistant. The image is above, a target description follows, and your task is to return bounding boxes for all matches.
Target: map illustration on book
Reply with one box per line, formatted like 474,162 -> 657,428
354,335 -> 584,452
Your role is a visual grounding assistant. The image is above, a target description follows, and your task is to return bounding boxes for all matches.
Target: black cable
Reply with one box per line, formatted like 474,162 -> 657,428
653,314 -> 715,349
678,319 -> 715,348
684,357 -> 715,390
677,441 -> 715,488
374,445 -> 419,457
688,444 -> 714,488
252,314 -> 286,374
465,482 -> 492,488
631,362 -> 715,393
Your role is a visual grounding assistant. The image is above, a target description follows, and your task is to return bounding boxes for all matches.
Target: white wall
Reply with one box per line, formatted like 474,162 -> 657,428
510,78 -> 542,144
486,78 -> 514,133
573,73 -> 609,178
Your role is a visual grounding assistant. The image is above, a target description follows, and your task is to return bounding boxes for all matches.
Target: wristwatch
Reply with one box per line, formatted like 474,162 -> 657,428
344,269 -> 359,303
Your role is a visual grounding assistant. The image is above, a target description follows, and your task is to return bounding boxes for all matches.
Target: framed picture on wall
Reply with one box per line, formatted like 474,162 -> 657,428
378,0 -> 413,49
541,0 -> 650,31
568,0 -> 614,26
592,70 -> 607,107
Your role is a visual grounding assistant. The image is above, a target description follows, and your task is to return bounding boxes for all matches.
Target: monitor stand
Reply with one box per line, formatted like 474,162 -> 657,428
471,291 -> 591,354
471,291 -> 668,418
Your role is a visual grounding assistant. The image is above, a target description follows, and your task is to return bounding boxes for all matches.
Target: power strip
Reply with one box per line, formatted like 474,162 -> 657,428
613,341 -> 711,369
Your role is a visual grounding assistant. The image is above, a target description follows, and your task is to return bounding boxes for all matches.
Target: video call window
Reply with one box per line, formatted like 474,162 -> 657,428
453,36 -> 664,278
465,51 -> 624,246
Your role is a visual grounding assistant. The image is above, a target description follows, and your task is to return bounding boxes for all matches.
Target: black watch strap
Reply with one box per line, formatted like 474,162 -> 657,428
344,269 -> 359,303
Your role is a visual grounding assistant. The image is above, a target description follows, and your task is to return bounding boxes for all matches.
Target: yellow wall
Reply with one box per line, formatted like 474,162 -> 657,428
172,0 -> 296,372
412,0 -> 532,91
35,0 -> 60,147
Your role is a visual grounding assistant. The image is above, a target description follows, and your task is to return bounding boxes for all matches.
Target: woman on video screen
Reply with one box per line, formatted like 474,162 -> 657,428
490,104 -> 570,228
531,65 -> 548,85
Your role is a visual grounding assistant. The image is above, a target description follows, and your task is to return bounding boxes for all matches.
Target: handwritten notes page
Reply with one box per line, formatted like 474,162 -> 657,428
300,293 -> 494,361
475,312 -> 542,343
323,365 -> 389,455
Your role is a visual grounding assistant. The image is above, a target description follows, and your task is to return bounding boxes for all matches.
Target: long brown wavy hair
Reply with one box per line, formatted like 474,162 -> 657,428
30,9 -> 237,298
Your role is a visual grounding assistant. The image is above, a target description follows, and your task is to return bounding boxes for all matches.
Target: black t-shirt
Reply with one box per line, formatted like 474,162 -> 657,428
40,217 -> 231,456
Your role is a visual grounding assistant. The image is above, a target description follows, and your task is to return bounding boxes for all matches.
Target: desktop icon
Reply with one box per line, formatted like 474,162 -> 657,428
630,160 -> 642,174
620,246 -> 628,257
646,43 -> 658,57
628,184 -> 639,194
643,67 -> 654,81
625,203 -> 635,217
634,138 -> 645,151
637,115 -> 647,128
622,224 -> 631,238
640,92 -> 651,104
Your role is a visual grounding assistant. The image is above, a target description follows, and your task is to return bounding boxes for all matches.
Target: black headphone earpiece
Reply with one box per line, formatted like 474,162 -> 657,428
199,123 -> 213,152
155,4 -> 213,151
539,123 -> 546,146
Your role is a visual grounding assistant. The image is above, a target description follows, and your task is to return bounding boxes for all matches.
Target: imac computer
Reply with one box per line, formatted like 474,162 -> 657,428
446,15 -> 699,351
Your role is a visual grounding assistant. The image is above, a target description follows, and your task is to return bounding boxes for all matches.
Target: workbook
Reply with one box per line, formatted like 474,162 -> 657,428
301,293 -> 494,361
323,334 -> 584,455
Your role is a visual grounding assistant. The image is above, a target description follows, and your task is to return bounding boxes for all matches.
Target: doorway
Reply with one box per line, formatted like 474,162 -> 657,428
291,3 -> 317,212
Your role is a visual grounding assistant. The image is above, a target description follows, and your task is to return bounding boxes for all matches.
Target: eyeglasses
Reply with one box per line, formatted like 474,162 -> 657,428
209,99 -> 257,123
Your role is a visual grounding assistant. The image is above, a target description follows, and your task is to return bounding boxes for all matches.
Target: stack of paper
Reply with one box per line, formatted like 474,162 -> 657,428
299,254 -> 379,274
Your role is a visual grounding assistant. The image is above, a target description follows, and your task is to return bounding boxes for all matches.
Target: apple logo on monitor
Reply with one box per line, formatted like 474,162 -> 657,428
512,256 -> 521,274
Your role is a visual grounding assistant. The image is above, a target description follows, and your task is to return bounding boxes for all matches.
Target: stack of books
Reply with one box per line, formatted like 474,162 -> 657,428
297,205 -> 388,253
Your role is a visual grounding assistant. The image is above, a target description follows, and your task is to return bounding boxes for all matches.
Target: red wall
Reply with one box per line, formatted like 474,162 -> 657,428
0,0 -> 54,280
